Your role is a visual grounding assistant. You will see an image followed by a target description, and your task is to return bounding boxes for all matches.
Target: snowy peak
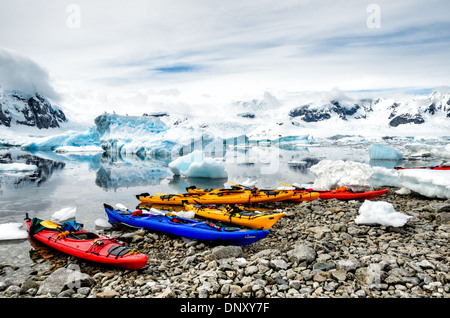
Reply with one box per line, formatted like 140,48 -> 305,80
289,98 -> 375,123
287,90 -> 450,127
0,90 -> 67,129
426,90 -> 450,114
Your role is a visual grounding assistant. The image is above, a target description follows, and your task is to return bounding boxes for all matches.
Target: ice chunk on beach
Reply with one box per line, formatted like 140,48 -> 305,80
355,200 -> 412,227
51,207 -> 77,222
310,159 -> 450,199
310,160 -> 379,190
0,223 -> 28,240
369,144 -> 403,160
168,150 -> 228,179
397,169 -> 450,199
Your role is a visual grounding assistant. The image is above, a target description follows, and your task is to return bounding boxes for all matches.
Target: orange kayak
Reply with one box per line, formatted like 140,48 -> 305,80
136,189 -> 294,205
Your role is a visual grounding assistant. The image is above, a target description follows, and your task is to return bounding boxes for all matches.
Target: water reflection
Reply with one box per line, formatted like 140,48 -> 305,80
1,142 -> 371,194
0,148 -> 65,188
94,152 -> 172,190
287,157 -> 320,173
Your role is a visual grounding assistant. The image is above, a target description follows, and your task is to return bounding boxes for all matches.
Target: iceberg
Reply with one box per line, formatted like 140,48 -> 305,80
369,144 -> 403,160
21,127 -> 100,151
355,200 -> 412,227
168,150 -> 228,179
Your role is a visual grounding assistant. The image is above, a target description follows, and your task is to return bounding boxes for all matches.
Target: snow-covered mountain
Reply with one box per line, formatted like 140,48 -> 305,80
227,89 -> 450,140
1,87 -> 449,154
0,89 -> 67,129
287,91 -> 450,127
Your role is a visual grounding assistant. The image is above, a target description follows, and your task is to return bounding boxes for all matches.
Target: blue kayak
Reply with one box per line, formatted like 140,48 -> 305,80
103,204 -> 269,246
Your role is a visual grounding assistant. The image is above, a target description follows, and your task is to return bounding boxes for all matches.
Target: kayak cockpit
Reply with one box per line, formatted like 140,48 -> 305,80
67,231 -> 100,240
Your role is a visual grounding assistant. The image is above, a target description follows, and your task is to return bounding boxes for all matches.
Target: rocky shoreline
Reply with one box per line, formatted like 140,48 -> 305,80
0,186 -> 449,299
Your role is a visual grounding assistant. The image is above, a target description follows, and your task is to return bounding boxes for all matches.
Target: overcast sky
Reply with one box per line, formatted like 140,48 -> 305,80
1,0 -> 449,119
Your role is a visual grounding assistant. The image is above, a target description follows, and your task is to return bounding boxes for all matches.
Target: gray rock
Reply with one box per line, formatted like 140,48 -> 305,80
5,285 -> 21,297
337,259 -> 361,272
207,246 -> 243,260
37,266 -> 95,296
270,259 -> 289,270
287,244 -> 317,264
312,262 -> 336,271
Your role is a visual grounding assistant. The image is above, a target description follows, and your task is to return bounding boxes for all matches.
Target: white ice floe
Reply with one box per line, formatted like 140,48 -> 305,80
355,200 -> 412,227
94,218 -> 113,228
51,206 -> 77,222
54,145 -> 103,153
169,150 -> 228,179
0,162 -> 37,172
0,222 -> 28,240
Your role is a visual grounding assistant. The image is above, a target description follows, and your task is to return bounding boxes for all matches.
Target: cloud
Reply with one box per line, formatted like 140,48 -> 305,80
0,48 -> 60,101
1,0 -> 449,117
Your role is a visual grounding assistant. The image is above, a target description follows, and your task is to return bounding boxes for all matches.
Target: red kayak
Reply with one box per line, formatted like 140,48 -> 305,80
318,187 -> 388,200
25,215 -> 148,270
297,186 -> 388,201
395,166 -> 450,170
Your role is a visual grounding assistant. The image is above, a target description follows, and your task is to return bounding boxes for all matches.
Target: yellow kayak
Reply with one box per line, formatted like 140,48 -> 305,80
186,185 -> 246,195
184,203 -> 285,229
186,185 -> 319,203
136,189 -> 294,205
289,190 -> 320,202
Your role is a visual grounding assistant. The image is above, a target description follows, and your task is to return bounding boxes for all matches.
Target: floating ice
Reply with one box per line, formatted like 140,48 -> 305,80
95,218 -> 112,228
51,206 -> 76,222
0,163 -> 37,172
355,200 -> 412,227
369,144 -> 403,160
168,150 -> 228,179
403,142 -> 450,159
54,145 -> 103,153
0,222 -> 28,240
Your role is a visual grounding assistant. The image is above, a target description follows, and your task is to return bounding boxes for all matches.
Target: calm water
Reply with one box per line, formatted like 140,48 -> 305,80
0,141 -> 438,273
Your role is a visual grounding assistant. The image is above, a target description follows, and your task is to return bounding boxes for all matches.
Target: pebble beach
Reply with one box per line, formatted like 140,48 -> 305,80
1,186 -> 449,300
